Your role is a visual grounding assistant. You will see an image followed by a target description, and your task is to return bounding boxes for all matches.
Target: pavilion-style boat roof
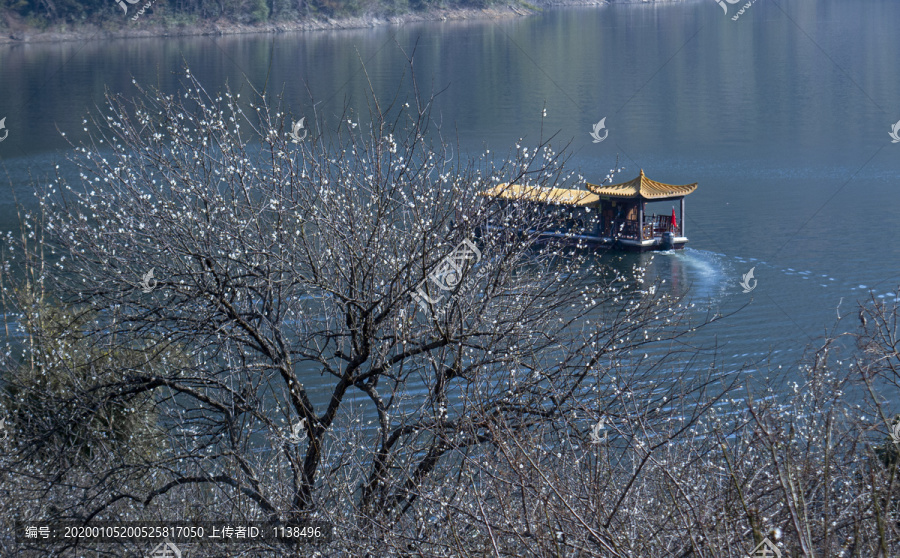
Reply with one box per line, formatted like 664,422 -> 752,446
586,170 -> 697,200
479,184 -> 600,207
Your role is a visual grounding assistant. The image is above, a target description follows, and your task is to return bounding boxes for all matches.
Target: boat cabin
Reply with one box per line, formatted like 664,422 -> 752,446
478,170 -> 697,251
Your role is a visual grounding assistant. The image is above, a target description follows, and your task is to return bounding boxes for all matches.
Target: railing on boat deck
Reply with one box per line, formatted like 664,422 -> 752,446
606,221 -> 640,239
603,215 -> 678,241
642,215 -> 676,240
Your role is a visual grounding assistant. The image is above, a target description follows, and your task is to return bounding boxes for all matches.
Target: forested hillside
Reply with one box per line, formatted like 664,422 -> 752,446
1,0 -> 514,28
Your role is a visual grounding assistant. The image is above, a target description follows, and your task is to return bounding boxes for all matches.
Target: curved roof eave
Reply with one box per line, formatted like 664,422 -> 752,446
586,169 -> 698,200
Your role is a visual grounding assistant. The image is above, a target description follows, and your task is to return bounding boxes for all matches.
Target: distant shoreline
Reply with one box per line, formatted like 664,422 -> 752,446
0,0 -> 693,45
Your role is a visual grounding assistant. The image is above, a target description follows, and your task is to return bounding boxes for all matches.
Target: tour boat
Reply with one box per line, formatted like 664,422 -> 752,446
478,170 -> 697,252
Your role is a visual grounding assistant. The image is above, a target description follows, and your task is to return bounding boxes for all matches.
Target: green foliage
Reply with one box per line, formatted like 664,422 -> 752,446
0,0 -> 30,15
1,298 -> 169,466
459,0 -> 491,8
383,0 -> 407,15
269,0 -> 293,20
308,0 -> 340,16
248,0 -> 268,21
408,0 -> 431,10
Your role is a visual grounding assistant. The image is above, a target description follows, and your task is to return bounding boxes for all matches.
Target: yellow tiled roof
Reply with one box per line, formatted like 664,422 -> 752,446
586,170 -> 697,199
478,184 -> 599,207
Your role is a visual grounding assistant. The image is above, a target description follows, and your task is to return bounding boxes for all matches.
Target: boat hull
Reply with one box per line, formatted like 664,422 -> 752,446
479,225 -> 687,252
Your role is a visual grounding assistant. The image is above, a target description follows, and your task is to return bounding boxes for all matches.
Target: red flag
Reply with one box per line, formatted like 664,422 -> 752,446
671,207 -> 678,230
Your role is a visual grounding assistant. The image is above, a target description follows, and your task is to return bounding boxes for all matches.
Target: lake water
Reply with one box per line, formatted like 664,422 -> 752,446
1,0 -> 899,390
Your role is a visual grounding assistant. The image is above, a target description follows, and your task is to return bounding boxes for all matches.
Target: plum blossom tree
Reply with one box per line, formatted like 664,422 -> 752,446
2,55 -> 817,557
